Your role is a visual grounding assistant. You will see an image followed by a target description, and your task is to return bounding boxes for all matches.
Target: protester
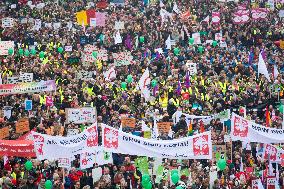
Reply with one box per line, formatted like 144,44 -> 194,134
0,0 -> 284,188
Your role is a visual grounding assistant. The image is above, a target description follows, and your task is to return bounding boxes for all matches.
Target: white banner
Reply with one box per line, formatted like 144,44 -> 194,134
101,124 -> 212,159
231,113 -> 284,143
32,123 -> 98,160
66,108 -> 97,124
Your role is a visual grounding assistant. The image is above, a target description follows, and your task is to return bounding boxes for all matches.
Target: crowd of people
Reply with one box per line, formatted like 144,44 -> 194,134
0,0 -> 284,188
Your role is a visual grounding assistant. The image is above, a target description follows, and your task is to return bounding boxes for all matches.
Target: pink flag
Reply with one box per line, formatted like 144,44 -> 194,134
232,9 -> 250,24
212,12 -> 220,24
45,96 -> 54,107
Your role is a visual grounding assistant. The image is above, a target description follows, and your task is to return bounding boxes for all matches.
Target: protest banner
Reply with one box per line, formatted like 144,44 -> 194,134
16,118 -> 30,134
76,71 -> 96,80
0,41 -> 14,55
157,122 -> 171,133
0,80 -> 56,95
101,124 -> 212,159
121,117 -> 136,128
231,113 -> 284,143
58,157 -> 71,168
0,127 -> 9,139
232,9 -> 250,24
252,8 -> 268,20
113,51 -> 134,66
0,140 -> 36,157
32,123 -> 98,160
66,107 -> 97,124
83,45 -> 108,62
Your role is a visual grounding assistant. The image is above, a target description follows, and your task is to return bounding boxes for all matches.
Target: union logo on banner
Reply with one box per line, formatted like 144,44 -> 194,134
104,127 -> 118,149
233,116 -> 249,137
263,144 -> 277,161
252,179 -> 260,189
33,135 -> 44,155
193,135 -> 209,156
267,176 -> 276,189
86,125 -> 98,147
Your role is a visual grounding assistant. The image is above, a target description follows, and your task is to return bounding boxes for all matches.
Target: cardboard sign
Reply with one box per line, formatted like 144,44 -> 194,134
121,117 -> 136,128
96,12 -> 106,27
157,122 -> 171,133
186,62 -> 197,75
192,32 -> 201,44
16,118 -> 30,134
77,71 -> 96,80
0,127 -> 9,139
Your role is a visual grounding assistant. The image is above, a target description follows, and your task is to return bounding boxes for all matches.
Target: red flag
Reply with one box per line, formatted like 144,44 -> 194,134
266,106 -> 271,127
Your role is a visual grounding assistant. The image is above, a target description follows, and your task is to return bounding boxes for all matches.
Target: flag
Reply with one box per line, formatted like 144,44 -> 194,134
188,119 -> 193,136
201,15 -> 209,23
257,179 -> 265,189
258,52 -> 271,82
180,11 -> 191,20
125,34 -> 132,50
248,50 -> 254,64
185,71 -> 190,88
76,10 -> 88,26
266,106 -> 271,127
138,68 -> 151,101
199,120 -> 205,133
173,2 -> 181,14
176,81 -> 181,95
103,66 -> 116,81
152,119 -> 159,139
273,64 -> 279,79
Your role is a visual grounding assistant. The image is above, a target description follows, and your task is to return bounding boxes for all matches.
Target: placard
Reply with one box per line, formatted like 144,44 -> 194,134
66,108 -> 97,124
157,122 -> 171,133
77,71 -> 96,80
16,118 -> 30,134
65,46 -> 72,52
45,96 -> 53,107
3,106 -> 12,119
67,129 -> 80,136
113,51 -> 134,66
7,77 -> 19,84
0,41 -> 14,55
96,12 -> 106,27
90,18 -> 96,27
0,127 -> 9,139
2,18 -> 14,28
25,100 -> 32,111
20,72 -> 33,83
58,157 -> 71,168
121,117 -> 136,128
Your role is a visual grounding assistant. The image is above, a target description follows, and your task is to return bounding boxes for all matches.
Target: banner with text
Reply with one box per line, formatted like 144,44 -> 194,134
0,140 -> 36,157
231,113 -> 284,143
101,124 -> 212,159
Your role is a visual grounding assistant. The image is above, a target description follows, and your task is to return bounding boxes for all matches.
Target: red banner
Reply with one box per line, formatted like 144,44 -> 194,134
0,140 -> 36,157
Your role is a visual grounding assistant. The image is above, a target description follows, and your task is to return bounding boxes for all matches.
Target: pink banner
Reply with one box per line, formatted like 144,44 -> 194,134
232,9 -> 250,24
212,12 -> 220,24
252,8 -> 268,20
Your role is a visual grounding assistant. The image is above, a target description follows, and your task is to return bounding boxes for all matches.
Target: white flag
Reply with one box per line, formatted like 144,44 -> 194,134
151,119 -> 159,139
201,15 -> 209,23
103,66 -> 116,81
258,53 -> 271,82
274,64 -> 279,79
165,35 -> 172,50
114,31 -> 122,44
138,68 -> 151,101
173,2 -> 181,14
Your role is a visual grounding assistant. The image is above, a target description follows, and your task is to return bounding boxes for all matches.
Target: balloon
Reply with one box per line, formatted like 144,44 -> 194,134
278,104 -> 284,113
39,51 -> 45,58
217,159 -> 227,171
215,152 -> 220,160
24,49 -> 30,56
121,82 -> 127,90
189,38 -> 194,45
171,170 -> 179,176
173,47 -> 180,56
139,36 -> 145,43
176,186 -> 183,189
18,48 -> 24,56
171,173 -> 180,184
229,163 -> 234,169
57,47 -> 64,53
198,46 -> 204,53
44,180 -> 52,189
212,41 -> 218,47
127,75 -> 133,83
8,48 -> 14,55
151,79 -> 157,87
92,51 -> 98,58
144,182 -> 152,189
25,161 -> 33,171
142,174 -> 150,183
182,92 -> 190,100
31,49 -> 37,55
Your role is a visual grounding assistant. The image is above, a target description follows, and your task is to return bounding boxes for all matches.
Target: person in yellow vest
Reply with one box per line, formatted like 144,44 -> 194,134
159,93 -> 168,109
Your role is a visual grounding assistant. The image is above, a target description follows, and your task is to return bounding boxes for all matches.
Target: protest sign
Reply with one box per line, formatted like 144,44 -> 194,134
115,21 -> 125,30
157,122 -> 171,133
67,129 -> 80,136
7,77 -> 20,84
232,9 -> 250,24
192,33 -> 201,44
102,124 -> 212,159
96,150 -> 113,165
231,113 -> 284,143
65,46 -> 72,52
76,71 -> 96,80
0,41 -> 14,55
80,152 -> 96,169
96,12 -> 106,27
90,18 -> 96,27
121,117 -> 136,128
45,96 -> 53,107
66,108 -> 97,124
215,33 -> 222,41
3,106 -> 12,119
32,123 -> 98,160
279,10 -> 284,18
92,167 -> 102,182
0,140 -> 36,157
0,80 -> 56,95
0,127 -> 9,139
25,100 -> 32,111
113,51 -> 134,66
252,8 -> 268,20
16,118 -> 30,134
20,73 -> 33,83
186,62 -> 197,75
2,18 -> 14,28
58,157 -> 71,168
83,45 -> 108,62
212,12 -> 220,24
